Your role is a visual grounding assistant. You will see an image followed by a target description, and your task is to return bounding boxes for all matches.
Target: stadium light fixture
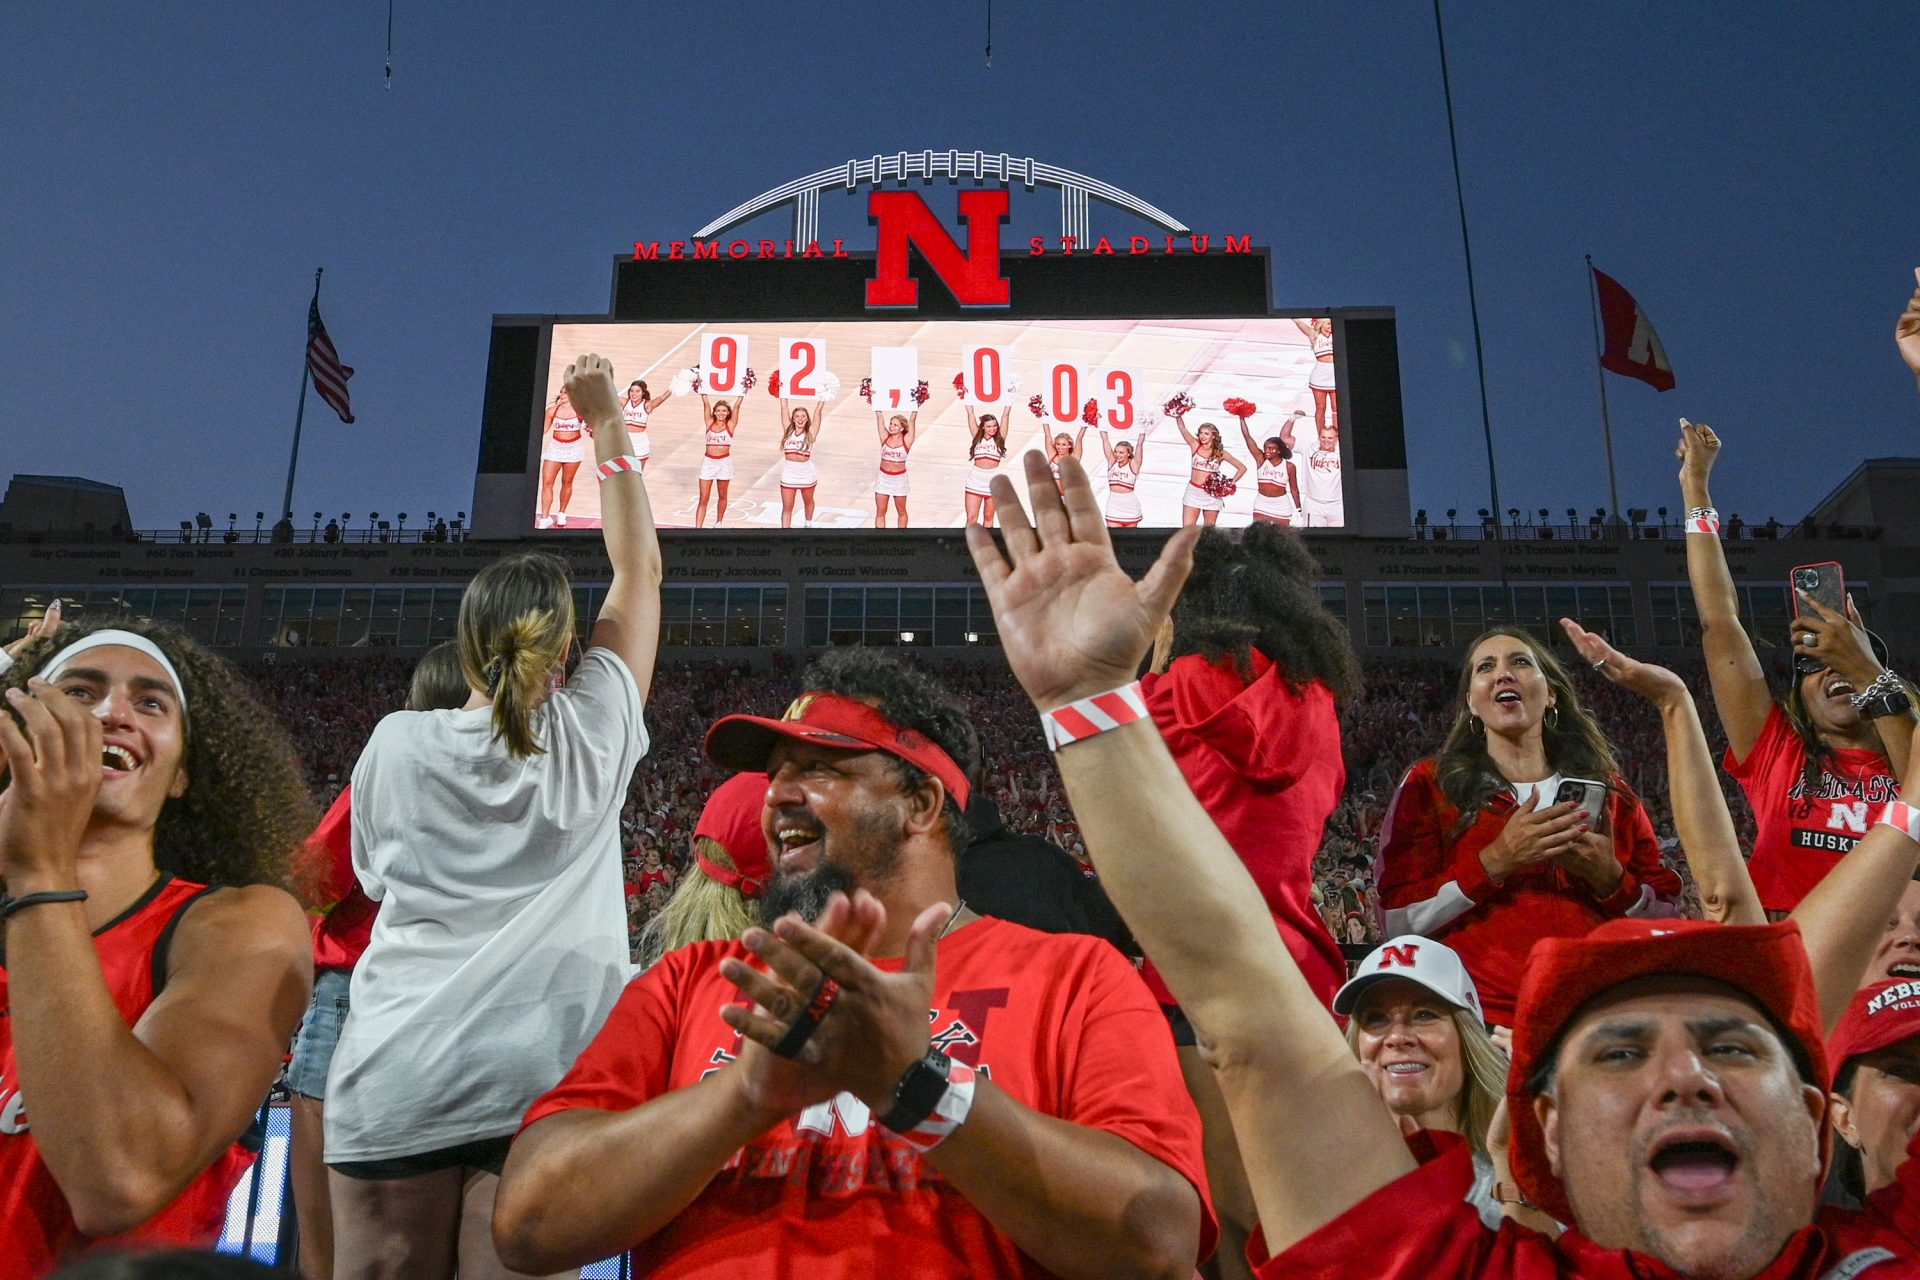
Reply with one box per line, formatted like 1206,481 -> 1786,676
899,631 -> 916,642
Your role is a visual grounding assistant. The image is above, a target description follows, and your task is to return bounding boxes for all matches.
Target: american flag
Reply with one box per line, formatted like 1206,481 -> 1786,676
307,296 -> 355,423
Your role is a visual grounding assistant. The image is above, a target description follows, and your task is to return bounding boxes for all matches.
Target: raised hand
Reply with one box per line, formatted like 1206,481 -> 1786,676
1897,268 -> 1920,377
564,354 -> 622,429
3,599 -> 61,663
0,677 -> 102,889
966,453 -> 1199,710
1560,617 -> 1689,709
1791,590 -> 1883,691
1676,418 -> 1720,502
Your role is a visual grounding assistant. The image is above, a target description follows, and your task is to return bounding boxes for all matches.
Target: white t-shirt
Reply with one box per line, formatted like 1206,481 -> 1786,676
1298,442 -> 1344,510
324,646 -> 648,1161
1509,774 -> 1566,810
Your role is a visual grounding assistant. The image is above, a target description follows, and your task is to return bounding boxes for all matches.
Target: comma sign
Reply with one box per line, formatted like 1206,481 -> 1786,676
865,190 -> 1012,311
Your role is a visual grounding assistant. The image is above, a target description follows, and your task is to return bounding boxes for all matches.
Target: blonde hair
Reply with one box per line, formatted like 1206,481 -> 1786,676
456,552 -> 575,759
1345,1004 -> 1510,1158
635,837 -> 759,968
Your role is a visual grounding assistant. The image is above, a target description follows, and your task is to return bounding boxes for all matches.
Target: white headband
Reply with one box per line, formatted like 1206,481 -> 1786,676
41,630 -> 190,721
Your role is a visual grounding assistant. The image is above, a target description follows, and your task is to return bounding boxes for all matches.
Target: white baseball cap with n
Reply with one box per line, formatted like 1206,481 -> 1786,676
1332,934 -> 1485,1022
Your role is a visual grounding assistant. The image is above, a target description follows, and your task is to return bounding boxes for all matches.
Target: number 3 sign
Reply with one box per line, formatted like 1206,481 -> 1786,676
699,333 -> 749,395
779,339 -> 828,398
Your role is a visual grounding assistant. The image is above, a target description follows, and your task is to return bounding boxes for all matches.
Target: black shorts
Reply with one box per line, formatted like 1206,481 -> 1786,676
1160,1002 -> 1198,1048
329,1134 -> 513,1181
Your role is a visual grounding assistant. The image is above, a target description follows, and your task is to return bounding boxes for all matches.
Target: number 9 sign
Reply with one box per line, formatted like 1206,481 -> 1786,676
700,333 -> 749,395
780,338 -> 827,399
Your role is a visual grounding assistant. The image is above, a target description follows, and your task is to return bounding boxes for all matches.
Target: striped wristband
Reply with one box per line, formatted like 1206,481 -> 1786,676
1686,505 -> 1720,535
1041,682 -> 1149,751
1880,801 -> 1920,843
596,455 -> 644,481
889,1061 -> 977,1152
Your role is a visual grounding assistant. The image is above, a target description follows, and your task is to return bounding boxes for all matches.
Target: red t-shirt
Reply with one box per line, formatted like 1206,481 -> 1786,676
1725,703 -> 1901,912
308,785 -> 377,973
521,916 -> 1216,1278
1375,760 -> 1681,1026
1139,652 -> 1347,1010
1251,1139 -> 1920,1279
0,877 -> 257,1278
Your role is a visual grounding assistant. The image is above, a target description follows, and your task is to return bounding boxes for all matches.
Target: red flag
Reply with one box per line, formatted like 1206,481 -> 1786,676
1592,267 -> 1675,391
308,296 -> 356,423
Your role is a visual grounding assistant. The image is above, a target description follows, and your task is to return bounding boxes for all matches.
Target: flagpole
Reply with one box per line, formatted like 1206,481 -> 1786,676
1431,0 -> 1510,613
1584,255 -> 1623,538
280,268 -> 322,532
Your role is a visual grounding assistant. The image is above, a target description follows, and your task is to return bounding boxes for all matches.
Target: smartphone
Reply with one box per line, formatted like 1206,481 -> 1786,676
1554,778 -> 1611,834
1791,562 -> 1846,619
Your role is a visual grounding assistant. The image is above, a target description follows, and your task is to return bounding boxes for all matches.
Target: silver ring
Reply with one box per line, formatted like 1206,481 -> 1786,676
1591,659 -> 1608,670
1800,633 -> 1817,648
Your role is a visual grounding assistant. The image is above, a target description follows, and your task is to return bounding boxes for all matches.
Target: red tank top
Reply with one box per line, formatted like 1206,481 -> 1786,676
0,876 -> 257,1277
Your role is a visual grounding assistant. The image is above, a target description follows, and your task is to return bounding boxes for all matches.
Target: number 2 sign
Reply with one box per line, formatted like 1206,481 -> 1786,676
699,333 -> 750,395
779,339 -> 828,399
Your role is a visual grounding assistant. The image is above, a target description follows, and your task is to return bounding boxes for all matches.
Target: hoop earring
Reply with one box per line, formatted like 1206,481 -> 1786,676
1546,706 -> 1561,730
1468,714 -> 1482,734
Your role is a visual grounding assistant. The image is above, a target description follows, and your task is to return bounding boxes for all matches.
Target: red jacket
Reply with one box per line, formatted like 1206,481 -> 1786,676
308,786 -> 376,974
1140,652 -> 1348,1011
1374,759 -> 1681,1025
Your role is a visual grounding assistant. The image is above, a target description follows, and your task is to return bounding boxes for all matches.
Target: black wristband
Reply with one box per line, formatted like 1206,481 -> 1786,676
879,1050 -> 953,1134
1,889 -> 89,919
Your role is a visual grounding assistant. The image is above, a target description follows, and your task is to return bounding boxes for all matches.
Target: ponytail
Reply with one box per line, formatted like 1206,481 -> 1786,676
457,551 -> 576,761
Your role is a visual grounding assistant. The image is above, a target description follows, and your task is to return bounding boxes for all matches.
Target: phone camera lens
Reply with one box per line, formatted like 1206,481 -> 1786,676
1793,569 -> 1819,590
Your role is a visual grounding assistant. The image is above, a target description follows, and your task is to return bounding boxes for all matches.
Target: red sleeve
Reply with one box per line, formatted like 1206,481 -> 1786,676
1861,1125 -> 1920,1246
1593,789 -> 1683,917
1055,941 -> 1220,1262
309,786 -> 355,906
1723,702 -> 1794,785
1376,764 -> 1497,913
1248,1144 -> 1510,1280
519,946 -> 704,1129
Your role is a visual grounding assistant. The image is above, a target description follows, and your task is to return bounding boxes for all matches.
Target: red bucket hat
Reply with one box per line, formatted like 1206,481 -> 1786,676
1831,979 -> 1920,1082
693,772 -> 773,898
704,692 -> 972,808
1506,918 -> 1828,1225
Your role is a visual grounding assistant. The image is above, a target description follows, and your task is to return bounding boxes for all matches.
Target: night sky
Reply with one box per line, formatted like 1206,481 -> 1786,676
6,2 -> 1915,531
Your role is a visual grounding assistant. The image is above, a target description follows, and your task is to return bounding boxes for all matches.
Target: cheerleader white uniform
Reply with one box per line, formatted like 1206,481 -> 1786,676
1182,452 -> 1225,512
875,438 -> 910,498
1308,330 -> 1337,392
1251,458 -> 1297,521
1105,460 -> 1143,524
622,401 -> 651,459
698,425 -> 735,481
1297,444 -> 1344,526
965,436 -> 1005,498
543,410 -> 588,465
779,427 -> 818,490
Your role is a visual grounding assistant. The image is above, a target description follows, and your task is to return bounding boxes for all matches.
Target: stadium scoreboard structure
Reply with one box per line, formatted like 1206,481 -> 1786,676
470,154 -> 1410,540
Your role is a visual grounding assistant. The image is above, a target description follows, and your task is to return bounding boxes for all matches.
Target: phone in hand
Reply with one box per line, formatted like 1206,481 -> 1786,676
1791,562 -> 1846,619
1554,777 -> 1611,835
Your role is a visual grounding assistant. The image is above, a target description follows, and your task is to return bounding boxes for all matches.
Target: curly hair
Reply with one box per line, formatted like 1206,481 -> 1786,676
1169,522 -> 1363,702
799,649 -> 980,851
3,616 -> 315,893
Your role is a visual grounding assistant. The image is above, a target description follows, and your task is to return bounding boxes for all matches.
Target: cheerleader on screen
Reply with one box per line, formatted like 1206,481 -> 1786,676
537,386 -> 587,529
1240,410 -> 1302,526
1097,430 -> 1145,528
695,392 -> 743,528
1047,426 -> 1089,491
777,396 -> 826,528
874,410 -> 918,528
963,402 -> 1011,527
1293,316 -> 1338,435
1173,409 -> 1247,528
621,379 -> 672,469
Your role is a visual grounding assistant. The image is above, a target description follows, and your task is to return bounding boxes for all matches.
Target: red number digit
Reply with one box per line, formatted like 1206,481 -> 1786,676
1051,363 -> 1079,424
709,337 -> 737,392
1105,370 -> 1134,431
789,342 -> 817,397
973,348 -> 1002,403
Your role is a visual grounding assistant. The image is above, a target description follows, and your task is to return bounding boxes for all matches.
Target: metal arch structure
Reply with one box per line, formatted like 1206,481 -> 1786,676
693,150 -> 1192,247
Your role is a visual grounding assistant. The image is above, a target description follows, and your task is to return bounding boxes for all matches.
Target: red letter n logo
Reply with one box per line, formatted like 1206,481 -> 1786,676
866,190 -> 1011,310
1377,944 -> 1421,970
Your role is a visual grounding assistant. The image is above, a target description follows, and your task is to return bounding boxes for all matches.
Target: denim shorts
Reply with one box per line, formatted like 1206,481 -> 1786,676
286,967 -> 352,1099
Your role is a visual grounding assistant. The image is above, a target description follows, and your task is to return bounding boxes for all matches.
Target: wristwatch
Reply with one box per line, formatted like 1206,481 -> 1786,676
1851,670 -> 1913,720
879,1049 -> 954,1134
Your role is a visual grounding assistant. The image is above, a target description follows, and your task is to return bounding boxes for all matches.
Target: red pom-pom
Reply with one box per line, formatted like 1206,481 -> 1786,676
1082,398 -> 1100,426
741,367 -> 757,393
911,380 -> 930,406
953,372 -> 967,393
1164,391 -> 1195,417
1203,474 -> 1238,499
1222,396 -> 1258,419
1027,394 -> 1046,418
691,371 -> 704,393
859,377 -> 874,403
767,371 -> 782,397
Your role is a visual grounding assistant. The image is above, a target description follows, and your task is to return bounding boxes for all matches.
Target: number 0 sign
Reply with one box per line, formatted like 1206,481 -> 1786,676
780,339 -> 828,399
700,333 -> 750,395
959,345 -> 1009,407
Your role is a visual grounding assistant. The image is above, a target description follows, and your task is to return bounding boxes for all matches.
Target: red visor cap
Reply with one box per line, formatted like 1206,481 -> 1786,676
704,692 -> 972,810
1831,979 -> 1920,1082
693,771 -> 773,898
1506,918 -> 1827,1226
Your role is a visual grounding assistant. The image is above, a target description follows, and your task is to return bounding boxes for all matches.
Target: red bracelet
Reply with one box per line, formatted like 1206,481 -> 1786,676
1880,801 -> 1920,843
1041,682 -> 1149,751
596,455 -> 644,481
1687,516 -> 1720,535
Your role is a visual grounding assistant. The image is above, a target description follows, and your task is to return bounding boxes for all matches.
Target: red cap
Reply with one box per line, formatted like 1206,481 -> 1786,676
1830,980 -> 1920,1081
693,772 -> 773,898
1506,918 -> 1827,1225
704,692 -> 972,809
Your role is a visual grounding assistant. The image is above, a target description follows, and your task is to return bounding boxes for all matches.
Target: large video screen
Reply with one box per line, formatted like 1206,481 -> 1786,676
532,318 -> 1345,531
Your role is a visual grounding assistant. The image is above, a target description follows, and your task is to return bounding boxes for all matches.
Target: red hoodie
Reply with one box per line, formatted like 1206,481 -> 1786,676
307,786 -> 376,973
1139,651 -> 1348,1010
